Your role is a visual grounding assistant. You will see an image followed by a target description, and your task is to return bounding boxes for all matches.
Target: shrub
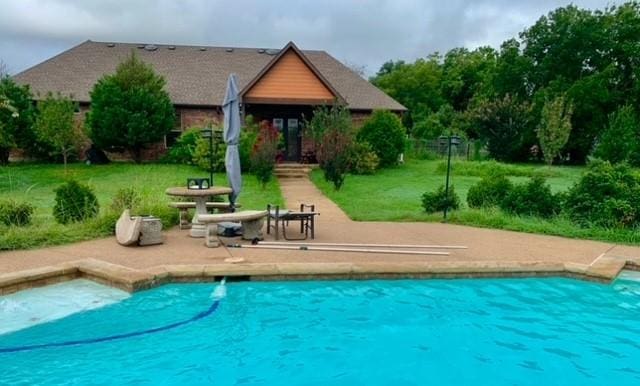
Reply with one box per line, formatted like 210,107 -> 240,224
239,116 -> 259,171
499,176 -> 559,218
162,128 -> 202,164
564,161 -> 640,227
593,105 -> 639,164
467,174 -> 513,208
110,187 -> 142,213
250,120 -> 279,187
317,128 -> 354,190
0,200 -> 34,226
421,185 -> 460,213
308,104 -> 355,190
53,180 -> 100,224
357,110 -> 406,167
193,135 -> 226,172
86,52 -> 175,163
350,142 -> 379,175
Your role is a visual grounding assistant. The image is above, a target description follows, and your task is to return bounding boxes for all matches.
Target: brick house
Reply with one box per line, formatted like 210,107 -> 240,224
13,40 -> 405,162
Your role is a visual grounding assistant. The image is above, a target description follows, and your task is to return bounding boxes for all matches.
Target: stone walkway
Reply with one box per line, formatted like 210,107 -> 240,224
1,175 -> 640,294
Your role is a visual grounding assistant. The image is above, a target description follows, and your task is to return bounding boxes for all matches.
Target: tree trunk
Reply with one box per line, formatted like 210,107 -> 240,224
131,147 -> 143,164
62,152 -> 68,174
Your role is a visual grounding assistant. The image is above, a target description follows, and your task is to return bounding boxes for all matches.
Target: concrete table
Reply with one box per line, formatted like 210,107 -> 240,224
165,186 -> 233,238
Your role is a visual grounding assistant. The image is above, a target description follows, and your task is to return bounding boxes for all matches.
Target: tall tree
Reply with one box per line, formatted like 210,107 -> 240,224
370,56 -> 444,130
86,52 -> 174,162
35,93 -> 84,170
466,94 -> 533,162
0,76 -> 37,164
537,95 -> 573,165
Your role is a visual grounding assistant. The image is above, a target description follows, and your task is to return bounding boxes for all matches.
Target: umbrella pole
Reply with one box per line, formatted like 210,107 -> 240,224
226,243 -> 450,256
257,241 -> 467,249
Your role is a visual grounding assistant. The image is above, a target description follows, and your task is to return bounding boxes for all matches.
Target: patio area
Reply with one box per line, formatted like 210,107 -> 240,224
1,176 -> 639,294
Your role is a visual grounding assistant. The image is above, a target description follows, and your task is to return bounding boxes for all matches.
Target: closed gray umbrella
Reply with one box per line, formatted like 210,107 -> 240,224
223,74 -> 242,208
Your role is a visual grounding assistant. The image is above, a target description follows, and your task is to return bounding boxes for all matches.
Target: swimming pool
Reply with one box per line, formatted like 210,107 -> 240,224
1,275 -> 640,385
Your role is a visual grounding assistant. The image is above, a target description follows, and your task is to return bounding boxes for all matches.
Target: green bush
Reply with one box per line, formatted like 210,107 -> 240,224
564,161 -> 640,227
357,110 -> 406,167
499,176 -> 559,218
162,128 -> 202,164
593,105 -> 639,165
0,200 -> 34,226
421,185 -> 460,213
467,174 -> 513,208
350,141 -> 379,175
193,136 -> 226,172
239,116 -> 259,171
110,187 -> 142,213
53,180 -> 100,224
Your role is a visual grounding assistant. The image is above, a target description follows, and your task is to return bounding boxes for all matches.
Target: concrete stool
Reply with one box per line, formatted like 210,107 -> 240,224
197,210 -> 268,247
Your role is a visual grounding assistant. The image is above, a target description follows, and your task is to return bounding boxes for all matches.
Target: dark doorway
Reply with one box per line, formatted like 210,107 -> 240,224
245,104 -> 314,162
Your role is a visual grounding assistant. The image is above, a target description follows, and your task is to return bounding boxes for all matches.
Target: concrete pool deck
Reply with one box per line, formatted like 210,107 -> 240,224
1,177 -> 640,294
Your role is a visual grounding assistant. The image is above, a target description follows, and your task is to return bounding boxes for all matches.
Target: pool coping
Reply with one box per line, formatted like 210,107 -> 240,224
0,255 -> 635,295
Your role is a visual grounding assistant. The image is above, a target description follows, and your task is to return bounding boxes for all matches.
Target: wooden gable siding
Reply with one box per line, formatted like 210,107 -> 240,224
244,50 -> 335,103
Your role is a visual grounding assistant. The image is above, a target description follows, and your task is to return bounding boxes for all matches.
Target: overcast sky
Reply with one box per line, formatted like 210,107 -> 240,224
0,0 -> 622,76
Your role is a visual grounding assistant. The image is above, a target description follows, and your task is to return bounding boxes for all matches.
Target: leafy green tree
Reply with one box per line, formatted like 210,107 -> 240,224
537,95 -> 573,165
370,56 -> 444,129
0,76 -> 37,164
441,46 -> 497,111
487,39 -> 533,100
86,52 -> 175,162
35,93 -> 83,170
593,105 -> 639,164
466,95 -> 533,162
357,110 -> 406,167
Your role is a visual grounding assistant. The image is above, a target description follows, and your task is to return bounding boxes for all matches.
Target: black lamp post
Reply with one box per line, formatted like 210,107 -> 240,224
442,134 -> 461,221
200,127 -> 214,187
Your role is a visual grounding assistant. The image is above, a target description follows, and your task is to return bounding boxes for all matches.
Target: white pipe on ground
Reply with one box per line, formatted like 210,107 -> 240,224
258,241 -> 467,249
226,244 -> 450,256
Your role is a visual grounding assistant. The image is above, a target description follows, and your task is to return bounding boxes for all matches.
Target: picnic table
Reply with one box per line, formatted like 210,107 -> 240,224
165,186 -> 233,238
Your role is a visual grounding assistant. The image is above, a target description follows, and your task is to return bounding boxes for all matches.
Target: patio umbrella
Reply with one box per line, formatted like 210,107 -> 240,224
222,73 -> 242,208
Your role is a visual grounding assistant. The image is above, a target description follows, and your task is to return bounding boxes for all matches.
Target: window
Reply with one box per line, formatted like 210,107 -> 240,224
273,118 -> 284,132
164,131 -> 182,149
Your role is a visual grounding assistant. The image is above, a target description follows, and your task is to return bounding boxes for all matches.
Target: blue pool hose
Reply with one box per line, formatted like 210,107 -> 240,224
0,300 -> 220,354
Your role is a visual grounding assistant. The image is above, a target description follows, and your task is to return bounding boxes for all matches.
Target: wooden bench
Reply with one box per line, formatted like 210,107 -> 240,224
168,202 -> 241,229
197,210 -> 268,247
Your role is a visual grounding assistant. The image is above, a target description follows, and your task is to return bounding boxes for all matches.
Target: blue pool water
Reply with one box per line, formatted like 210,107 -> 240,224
1,276 -> 640,385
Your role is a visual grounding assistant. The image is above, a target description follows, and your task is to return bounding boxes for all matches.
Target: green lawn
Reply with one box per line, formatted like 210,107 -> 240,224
0,163 -> 283,250
312,158 -> 640,244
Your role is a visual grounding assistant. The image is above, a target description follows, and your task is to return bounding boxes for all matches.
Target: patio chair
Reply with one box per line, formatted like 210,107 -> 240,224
266,204 -> 319,241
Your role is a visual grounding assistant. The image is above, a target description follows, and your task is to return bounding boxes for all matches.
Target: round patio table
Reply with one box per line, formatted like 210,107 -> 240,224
165,186 -> 233,238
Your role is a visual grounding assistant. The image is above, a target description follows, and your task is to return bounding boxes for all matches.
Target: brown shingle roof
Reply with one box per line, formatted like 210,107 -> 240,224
13,40 -> 406,111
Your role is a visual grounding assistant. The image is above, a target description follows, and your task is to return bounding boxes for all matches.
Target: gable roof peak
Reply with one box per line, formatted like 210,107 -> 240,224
240,41 -> 344,103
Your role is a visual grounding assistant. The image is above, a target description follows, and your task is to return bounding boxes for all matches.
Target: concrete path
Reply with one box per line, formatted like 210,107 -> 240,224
2,175 -> 640,293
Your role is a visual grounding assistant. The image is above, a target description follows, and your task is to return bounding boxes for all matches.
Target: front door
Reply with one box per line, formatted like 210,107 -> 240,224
273,117 -> 301,161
